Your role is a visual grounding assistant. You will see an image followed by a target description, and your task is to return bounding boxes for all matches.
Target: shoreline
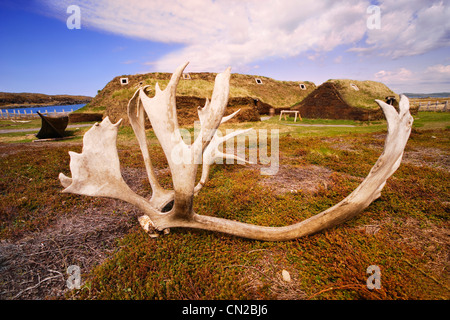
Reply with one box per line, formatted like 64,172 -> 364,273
0,101 -> 90,109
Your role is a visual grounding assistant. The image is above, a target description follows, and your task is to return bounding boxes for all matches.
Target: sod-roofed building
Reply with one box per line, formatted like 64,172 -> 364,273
291,79 -> 416,121
83,72 -> 316,126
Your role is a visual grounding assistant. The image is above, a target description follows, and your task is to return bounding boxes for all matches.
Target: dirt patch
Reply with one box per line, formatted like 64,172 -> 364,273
357,217 -> 450,287
325,135 -> 385,153
402,147 -> 450,171
259,164 -> 334,195
0,207 -> 137,300
393,218 -> 449,278
0,167 -> 149,300
231,250 -> 307,300
324,137 -> 360,153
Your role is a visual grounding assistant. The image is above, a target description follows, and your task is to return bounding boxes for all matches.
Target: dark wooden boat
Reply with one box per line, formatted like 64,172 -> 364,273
36,112 -> 69,139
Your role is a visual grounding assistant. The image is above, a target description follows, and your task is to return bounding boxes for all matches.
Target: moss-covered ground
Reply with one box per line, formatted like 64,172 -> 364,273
0,112 -> 448,300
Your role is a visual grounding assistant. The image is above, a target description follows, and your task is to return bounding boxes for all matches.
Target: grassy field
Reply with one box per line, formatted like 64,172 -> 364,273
0,112 -> 448,300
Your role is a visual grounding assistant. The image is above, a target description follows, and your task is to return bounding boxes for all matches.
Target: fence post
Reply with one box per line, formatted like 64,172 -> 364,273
444,101 -> 448,112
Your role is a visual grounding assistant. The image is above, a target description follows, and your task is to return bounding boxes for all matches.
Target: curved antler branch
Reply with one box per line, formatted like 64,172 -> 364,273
59,62 -> 413,242
158,95 -> 413,240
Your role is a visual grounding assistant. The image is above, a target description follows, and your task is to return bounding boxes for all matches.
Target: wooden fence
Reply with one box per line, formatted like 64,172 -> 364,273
416,100 -> 449,112
0,108 -> 73,120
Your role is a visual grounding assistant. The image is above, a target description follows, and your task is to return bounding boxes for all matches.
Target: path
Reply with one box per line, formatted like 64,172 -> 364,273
0,124 -> 93,134
283,123 -> 357,127
260,116 -> 357,127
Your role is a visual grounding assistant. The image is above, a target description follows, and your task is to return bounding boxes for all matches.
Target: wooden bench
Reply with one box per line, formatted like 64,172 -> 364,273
279,110 -> 302,122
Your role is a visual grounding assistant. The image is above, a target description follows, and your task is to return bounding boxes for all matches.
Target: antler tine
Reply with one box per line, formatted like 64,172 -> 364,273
127,86 -> 174,211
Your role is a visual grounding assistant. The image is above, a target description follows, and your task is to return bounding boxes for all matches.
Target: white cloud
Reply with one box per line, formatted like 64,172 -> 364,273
40,0 -> 450,76
374,64 -> 450,92
374,68 -> 414,82
41,0 -> 370,71
307,53 -> 321,61
350,0 -> 450,59
425,64 -> 450,75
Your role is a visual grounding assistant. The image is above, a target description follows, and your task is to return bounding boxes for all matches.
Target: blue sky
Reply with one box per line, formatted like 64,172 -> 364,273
0,0 -> 449,96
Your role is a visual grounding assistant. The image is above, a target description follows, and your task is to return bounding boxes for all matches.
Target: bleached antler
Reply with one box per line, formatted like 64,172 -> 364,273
60,62 -> 413,241
127,86 -> 174,211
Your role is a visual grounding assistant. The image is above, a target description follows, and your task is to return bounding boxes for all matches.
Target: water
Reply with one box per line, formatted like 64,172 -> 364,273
0,104 -> 86,117
403,92 -> 450,99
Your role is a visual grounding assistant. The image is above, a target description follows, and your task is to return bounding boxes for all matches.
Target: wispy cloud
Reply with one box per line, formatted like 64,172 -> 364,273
350,0 -> 450,58
40,0 -> 369,71
334,56 -> 343,64
374,64 -> 450,92
41,0 -> 449,73
375,68 -> 414,83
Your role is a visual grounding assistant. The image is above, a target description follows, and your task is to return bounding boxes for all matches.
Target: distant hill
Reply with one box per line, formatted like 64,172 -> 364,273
82,72 -> 316,126
0,92 -> 92,108
403,92 -> 450,99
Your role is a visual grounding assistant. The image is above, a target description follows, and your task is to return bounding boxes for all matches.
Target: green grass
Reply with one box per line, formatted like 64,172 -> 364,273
328,79 -> 399,109
0,118 -> 42,130
0,111 -> 449,300
74,104 -> 106,113
412,111 -> 450,129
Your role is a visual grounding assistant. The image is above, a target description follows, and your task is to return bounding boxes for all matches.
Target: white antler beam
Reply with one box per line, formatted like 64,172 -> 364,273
59,62 -> 413,241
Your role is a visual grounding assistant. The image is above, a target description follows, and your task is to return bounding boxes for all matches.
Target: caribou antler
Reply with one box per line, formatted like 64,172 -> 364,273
59,62 -> 413,241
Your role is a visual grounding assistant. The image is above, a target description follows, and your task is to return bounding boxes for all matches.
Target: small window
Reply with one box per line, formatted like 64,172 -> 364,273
255,78 -> 263,84
299,83 -> 306,90
350,83 -> 359,91
120,77 -> 129,85
182,73 -> 191,80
